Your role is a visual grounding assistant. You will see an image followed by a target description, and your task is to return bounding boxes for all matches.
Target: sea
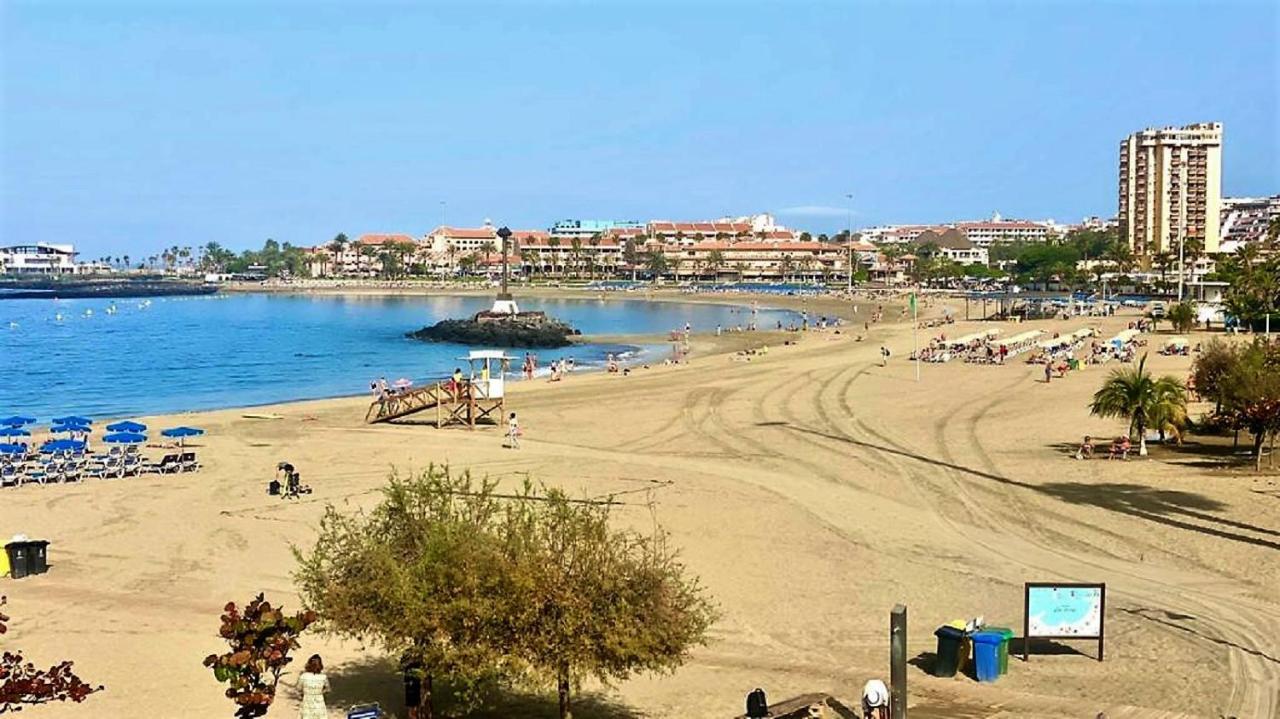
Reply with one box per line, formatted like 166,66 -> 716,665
0,293 -> 794,420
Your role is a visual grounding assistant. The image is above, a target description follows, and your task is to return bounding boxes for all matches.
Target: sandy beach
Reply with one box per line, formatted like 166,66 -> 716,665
3,292 -> 1277,719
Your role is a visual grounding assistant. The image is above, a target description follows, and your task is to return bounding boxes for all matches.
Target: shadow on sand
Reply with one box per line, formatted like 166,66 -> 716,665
765,422 -> 1280,551
324,656 -> 644,719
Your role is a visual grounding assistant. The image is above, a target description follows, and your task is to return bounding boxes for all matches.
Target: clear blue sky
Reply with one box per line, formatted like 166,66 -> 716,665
2,1 -> 1276,258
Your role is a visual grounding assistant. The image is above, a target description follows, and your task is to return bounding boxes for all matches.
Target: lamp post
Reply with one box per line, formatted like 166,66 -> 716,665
846,193 -> 854,294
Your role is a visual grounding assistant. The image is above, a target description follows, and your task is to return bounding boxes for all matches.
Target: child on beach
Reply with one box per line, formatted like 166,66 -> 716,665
506,412 -> 520,449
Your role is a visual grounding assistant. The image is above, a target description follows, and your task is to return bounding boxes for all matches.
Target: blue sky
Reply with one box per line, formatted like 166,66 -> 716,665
2,1 -> 1277,258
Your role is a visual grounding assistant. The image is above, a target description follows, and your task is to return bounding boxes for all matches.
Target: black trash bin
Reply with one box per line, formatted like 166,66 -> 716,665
5,541 -> 30,579
933,625 -> 966,677
28,540 -> 49,575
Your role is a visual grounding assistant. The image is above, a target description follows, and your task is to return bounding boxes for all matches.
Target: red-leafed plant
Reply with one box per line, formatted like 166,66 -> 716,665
0,596 -> 103,713
202,594 -> 317,718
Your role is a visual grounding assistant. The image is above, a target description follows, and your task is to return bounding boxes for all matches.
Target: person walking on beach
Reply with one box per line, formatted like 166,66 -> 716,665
507,412 -> 520,449
1044,362 -> 1052,384
298,655 -> 330,719
880,346 -> 890,367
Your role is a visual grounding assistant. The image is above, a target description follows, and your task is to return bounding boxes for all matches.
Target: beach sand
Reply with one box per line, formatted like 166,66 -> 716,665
2,294 -> 1277,718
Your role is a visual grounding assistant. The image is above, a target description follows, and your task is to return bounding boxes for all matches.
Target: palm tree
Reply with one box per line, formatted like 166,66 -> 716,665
547,237 -> 562,277
1089,354 -> 1187,456
706,250 -> 726,281
569,238 -> 584,279
587,234 -> 602,280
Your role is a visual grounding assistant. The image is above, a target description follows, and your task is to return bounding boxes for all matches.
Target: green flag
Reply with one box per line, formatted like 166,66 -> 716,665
909,292 -> 916,314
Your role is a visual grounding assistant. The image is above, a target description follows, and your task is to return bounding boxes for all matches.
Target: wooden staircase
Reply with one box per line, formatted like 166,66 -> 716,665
365,380 -> 503,428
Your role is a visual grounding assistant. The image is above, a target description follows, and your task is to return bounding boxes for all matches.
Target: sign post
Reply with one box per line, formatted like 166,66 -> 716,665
1023,582 -> 1106,662
890,604 -> 907,719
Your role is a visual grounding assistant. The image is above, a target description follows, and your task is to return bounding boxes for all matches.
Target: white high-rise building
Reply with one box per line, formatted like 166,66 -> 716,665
1118,122 -> 1223,258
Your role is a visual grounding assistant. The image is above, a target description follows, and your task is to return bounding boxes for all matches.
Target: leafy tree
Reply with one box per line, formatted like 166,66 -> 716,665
1215,340 -> 1280,470
1167,301 -> 1196,333
503,487 -> 717,719
0,596 -> 102,712
295,468 -> 514,719
202,594 -> 317,719
1089,354 -> 1187,456
798,232 -> 812,242
645,250 -> 668,277
1191,339 -> 1236,412
706,249 -> 726,280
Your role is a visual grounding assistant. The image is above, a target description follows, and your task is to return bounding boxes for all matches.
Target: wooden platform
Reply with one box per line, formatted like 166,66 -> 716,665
365,380 -> 504,428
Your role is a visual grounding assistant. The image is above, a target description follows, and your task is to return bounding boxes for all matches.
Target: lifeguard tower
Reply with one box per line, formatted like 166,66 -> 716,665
365,350 -> 512,428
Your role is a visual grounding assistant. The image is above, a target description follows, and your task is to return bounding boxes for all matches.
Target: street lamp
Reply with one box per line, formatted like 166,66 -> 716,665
846,193 -> 854,293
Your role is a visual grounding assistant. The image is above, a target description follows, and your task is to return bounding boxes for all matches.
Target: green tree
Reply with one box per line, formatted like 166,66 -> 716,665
504,486 -> 717,719
646,250 -> 668,278
1089,354 -> 1187,456
1216,340 -> 1280,470
570,238 -> 584,279
548,237 -> 562,277
706,249 -> 726,280
295,468 -> 513,718
1167,301 -> 1196,333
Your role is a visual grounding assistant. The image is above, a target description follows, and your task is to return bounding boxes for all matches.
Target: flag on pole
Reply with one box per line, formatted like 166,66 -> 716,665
909,292 -> 917,314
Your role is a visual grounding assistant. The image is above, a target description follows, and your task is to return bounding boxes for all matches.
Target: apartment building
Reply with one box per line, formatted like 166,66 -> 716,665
1219,195 -> 1280,252
663,241 -> 847,280
0,244 -> 83,274
548,219 -> 643,240
1118,122 -> 1223,258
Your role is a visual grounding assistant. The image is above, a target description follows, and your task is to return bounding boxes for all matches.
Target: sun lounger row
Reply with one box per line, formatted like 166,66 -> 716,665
0,450 -> 200,487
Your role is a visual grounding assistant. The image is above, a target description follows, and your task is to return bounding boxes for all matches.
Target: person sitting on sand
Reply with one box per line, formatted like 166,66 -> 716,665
1075,436 -> 1095,460
1108,436 -> 1131,460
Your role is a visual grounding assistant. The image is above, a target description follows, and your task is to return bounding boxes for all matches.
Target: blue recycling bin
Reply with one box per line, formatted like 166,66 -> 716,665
972,631 -> 1003,682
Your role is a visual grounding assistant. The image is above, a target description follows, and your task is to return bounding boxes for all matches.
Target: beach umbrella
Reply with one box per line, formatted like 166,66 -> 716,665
103,432 -> 146,444
53,416 -> 92,426
50,425 -> 88,434
393,378 -> 413,389
161,426 -> 204,447
40,439 -> 85,453
0,444 -> 26,455
0,416 -> 36,427
0,427 -> 31,438
106,420 -> 147,433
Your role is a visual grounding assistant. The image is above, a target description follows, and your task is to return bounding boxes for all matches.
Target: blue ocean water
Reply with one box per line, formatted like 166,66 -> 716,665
0,293 -> 791,419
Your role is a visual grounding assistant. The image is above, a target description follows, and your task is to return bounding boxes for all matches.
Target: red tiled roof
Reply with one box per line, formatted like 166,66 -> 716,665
429,226 -> 496,240
956,221 -> 1045,230
678,241 -> 840,253
356,233 -> 417,245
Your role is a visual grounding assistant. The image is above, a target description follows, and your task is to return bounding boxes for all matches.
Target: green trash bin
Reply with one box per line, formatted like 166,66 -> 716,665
932,625 -> 966,677
986,626 -> 1015,675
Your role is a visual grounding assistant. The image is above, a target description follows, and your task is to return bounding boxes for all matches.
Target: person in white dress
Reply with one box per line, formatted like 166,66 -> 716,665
298,654 -> 330,719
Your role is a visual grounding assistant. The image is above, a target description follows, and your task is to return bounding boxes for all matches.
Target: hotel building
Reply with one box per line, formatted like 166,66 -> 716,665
1118,122 -> 1223,258
0,243 -> 83,274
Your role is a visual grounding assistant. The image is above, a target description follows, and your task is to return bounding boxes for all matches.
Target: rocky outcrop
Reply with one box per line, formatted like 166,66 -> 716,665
408,311 -> 580,348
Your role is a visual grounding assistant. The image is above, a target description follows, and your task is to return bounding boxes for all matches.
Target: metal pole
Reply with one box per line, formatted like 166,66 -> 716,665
1177,235 -> 1184,301
890,604 -> 908,719
846,193 -> 854,294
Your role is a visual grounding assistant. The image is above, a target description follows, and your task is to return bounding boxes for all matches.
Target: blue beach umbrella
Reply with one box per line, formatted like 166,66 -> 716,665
50,425 -> 87,434
106,420 -> 147,433
0,416 -> 36,427
103,432 -> 146,444
53,416 -> 92,426
41,439 -> 86,453
0,443 -> 26,455
0,427 -> 31,438
160,427 -> 203,438
161,426 -> 204,446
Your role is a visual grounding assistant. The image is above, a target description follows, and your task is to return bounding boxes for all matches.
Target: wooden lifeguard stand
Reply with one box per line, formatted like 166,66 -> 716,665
364,350 -> 512,428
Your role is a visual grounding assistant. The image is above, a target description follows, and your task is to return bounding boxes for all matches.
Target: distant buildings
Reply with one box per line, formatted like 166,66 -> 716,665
1118,122 -> 1223,258
1219,195 -> 1280,253
913,229 -> 989,266
548,219 -> 643,240
0,243 -> 85,274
